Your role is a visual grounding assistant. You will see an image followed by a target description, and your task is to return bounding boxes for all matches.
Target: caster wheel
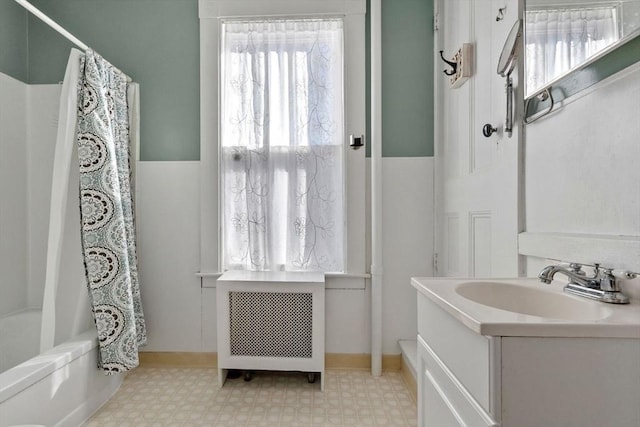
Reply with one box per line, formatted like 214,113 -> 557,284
307,373 -> 316,383
226,370 -> 241,379
243,371 -> 253,381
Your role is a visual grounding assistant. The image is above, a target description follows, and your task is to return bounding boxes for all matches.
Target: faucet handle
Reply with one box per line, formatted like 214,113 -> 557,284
568,263 -> 586,275
607,269 -> 637,280
597,268 -> 635,293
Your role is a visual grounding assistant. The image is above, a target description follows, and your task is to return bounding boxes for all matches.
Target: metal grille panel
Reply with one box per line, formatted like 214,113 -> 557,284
228,291 -> 313,358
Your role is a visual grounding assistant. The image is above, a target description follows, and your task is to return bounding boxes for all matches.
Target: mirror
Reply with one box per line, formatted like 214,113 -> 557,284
498,19 -> 522,77
524,0 -> 640,97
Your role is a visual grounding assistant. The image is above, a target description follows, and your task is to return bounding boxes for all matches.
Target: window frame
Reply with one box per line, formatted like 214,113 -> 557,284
199,0 -> 366,281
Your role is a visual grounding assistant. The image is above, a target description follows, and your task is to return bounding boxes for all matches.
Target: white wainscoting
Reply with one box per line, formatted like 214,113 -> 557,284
381,157 -> 434,354
136,161 -> 203,351
136,157 -> 434,354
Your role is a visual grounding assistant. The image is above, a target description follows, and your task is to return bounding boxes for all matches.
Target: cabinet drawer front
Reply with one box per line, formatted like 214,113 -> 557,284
417,293 -> 493,412
418,336 -> 497,427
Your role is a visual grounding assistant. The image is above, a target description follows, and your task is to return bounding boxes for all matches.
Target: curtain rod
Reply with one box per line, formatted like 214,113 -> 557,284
15,0 -> 89,51
15,0 -> 132,82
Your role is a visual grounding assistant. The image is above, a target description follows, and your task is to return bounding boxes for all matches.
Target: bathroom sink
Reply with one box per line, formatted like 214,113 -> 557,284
455,281 -> 612,321
412,277 -> 640,337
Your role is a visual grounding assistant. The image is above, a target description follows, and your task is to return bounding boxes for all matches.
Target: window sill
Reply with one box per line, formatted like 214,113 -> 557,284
197,271 -> 369,290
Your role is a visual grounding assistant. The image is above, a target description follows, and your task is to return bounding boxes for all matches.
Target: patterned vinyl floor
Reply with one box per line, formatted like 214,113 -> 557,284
85,367 -> 417,426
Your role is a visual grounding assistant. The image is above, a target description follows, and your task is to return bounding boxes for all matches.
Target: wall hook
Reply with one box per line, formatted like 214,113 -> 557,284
439,51 -> 458,76
441,44 -> 473,88
349,134 -> 364,150
496,7 -> 506,21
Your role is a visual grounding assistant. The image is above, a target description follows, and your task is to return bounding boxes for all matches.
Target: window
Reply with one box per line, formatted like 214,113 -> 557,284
199,0 -> 366,278
220,19 -> 345,272
525,5 -> 620,94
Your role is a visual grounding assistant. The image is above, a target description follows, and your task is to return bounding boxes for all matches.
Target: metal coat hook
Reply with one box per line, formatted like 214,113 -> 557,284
439,51 -> 458,76
496,7 -> 506,21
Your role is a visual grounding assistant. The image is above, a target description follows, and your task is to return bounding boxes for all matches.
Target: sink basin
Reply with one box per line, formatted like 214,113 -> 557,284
455,281 -> 613,321
412,277 -> 640,337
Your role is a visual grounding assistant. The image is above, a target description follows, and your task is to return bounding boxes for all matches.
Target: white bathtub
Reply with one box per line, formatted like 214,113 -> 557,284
0,310 -> 122,427
0,309 -> 42,375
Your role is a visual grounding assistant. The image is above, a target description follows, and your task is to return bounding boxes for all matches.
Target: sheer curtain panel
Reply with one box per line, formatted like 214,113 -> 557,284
220,19 -> 345,273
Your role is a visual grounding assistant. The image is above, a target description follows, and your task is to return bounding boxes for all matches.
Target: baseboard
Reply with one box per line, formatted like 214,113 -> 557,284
138,352 -> 402,371
138,352 -> 217,368
326,353 -> 401,371
382,354 -> 402,371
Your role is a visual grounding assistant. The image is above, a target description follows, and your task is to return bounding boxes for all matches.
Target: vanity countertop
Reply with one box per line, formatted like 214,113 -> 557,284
412,277 -> 640,338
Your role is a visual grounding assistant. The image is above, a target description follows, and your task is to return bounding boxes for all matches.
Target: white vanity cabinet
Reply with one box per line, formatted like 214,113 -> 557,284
417,292 -> 499,427
414,278 -> 640,427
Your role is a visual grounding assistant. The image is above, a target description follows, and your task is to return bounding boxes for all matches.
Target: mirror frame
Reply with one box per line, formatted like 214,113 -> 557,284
524,30 -> 640,121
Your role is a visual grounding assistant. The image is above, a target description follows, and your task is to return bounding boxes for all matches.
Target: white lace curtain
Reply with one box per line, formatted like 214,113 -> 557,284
525,6 -> 619,94
220,18 -> 345,272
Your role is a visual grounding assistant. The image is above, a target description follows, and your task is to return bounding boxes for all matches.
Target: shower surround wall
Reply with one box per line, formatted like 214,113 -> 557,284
0,0 -> 29,317
26,84 -> 64,312
0,75 -> 59,316
0,73 -> 28,316
0,71 -> 92,330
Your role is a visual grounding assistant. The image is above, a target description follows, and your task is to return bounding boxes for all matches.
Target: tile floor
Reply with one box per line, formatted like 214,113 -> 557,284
85,367 -> 417,426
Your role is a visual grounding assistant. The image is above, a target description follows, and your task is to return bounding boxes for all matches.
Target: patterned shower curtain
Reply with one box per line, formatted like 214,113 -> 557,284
76,50 -> 146,373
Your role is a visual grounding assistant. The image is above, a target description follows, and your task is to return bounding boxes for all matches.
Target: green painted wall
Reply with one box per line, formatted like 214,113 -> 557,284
381,0 -> 434,157
13,0 -> 434,159
29,0 -> 200,161
0,0 -> 28,82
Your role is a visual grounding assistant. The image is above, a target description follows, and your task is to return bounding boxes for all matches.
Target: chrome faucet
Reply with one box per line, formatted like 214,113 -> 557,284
538,262 -> 634,304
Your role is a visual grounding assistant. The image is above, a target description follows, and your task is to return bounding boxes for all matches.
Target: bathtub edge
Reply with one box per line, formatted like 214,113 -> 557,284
0,329 -> 97,404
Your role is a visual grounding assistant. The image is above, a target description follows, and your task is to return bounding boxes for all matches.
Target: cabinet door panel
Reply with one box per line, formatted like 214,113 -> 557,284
418,292 -> 492,411
418,335 -> 497,427
421,370 -> 463,426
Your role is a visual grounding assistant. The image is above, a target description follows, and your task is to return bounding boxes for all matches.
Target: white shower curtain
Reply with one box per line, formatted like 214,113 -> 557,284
41,49 -> 83,353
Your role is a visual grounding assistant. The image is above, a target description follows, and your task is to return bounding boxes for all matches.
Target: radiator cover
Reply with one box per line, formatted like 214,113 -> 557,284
216,271 -> 325,390
228,291 -> 313,358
